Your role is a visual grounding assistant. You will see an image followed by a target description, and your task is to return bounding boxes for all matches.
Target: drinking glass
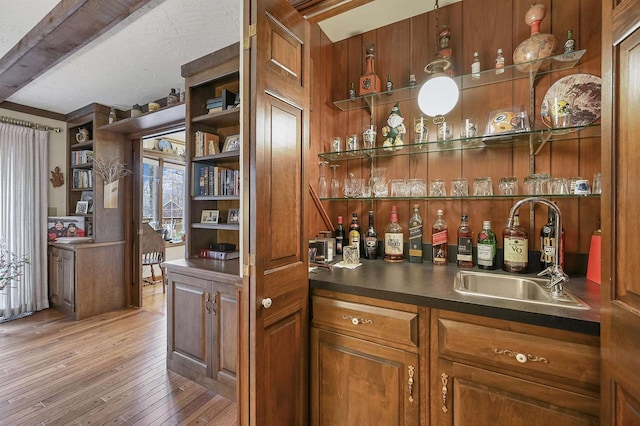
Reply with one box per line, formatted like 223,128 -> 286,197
437,122 -> 454,143
429,179 -> 447,197
346,134 -> 359,151
363,125 -> 376,151
473,177 -> 493,196
407,179 -> 426,197
330,164 -> 340,198
551,96 -> 573,128
330,136 -> 342,153
451,178 -> 469,197
390,179 -> 409,197
414,115 -> 429,143
370,168 -> 388,197
317,161 -> 329,198
592,172 -> 602,195
550,177 -> 569,195
460,118 -> 478,138
498,176 -> 518,195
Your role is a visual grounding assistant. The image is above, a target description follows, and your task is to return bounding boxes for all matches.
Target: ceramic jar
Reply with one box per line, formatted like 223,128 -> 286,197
513,4 -> 558,72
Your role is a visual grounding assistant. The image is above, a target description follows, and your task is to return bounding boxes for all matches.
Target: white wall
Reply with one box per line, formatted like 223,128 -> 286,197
1,108 -> 67,216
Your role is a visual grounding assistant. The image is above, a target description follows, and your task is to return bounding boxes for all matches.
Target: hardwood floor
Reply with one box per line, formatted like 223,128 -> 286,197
0,284 -> 237,425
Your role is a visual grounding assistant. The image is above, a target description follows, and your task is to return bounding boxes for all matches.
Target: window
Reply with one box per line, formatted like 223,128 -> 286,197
142,150 -> 185,240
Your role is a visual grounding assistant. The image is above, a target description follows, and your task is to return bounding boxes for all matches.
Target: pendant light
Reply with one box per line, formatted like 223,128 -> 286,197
417,0 -> 459,121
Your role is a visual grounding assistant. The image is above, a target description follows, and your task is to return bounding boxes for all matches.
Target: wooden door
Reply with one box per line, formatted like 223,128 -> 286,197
311,328 -> 419,426
212,281 -> 238,389
601,0 -> 640,423
245,0 -> 310,423
433,360 -> 598,425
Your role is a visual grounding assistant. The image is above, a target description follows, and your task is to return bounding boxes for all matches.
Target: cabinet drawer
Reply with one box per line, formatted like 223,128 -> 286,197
312,296 -> 418,349
436,314 -> 600,387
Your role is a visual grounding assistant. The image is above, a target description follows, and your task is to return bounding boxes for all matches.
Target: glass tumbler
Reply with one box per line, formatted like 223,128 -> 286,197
451,178 -> 469,197
429,179 -> 447,197
473,177 -> 494,196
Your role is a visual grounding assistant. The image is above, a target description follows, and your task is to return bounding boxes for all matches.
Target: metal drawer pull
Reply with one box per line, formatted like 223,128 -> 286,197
441,373 -> 449,413
261,298 -> 272,309
408,365 -> 415,403
494,348 -> 549,364
342,315 -> 374,325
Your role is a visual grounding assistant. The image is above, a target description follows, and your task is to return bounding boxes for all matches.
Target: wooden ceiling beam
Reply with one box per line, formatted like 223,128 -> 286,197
0,0 -> 156,103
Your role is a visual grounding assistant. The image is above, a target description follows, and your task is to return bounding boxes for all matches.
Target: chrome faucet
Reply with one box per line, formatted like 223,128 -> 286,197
507,197 -> 569,296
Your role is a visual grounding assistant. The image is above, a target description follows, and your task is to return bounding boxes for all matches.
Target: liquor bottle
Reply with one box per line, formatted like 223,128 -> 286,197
564,29 -> 575,54
386,74 -> 393,93
167,88 -> 179,105
359,45 -> 382,96
495,48 -> 504,74
503,213 -> 528,273
408,204 -> 423,263
108,107 -> 116,124
348,213 -> 362,257
477,220 -> 497,270
471,51 -> 481,80
349,82 -> 356,100
409,74 -> 417,88
364,210 -> 378,260
432,209 -> 449,265
540,206 -> 565,270
335,215 -> 345,255
384,206 -> 404,262
456,215 -> 473,268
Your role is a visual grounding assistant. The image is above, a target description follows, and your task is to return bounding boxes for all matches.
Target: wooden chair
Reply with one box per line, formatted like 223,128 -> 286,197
141,223 -> 166,293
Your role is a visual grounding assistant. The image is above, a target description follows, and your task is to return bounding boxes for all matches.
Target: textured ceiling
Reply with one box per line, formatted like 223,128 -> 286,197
0,0 -> 458,116
0,0 -> 241,115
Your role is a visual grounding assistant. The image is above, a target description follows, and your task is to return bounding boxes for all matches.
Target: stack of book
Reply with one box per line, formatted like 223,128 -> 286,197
206,89 -> 237,114
199,243 -> 239,260
194,131 -> 220,157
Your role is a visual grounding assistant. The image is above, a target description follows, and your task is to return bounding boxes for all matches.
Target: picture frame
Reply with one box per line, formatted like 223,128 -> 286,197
227,208 -> 239,224
201,209 -> 219,224
75,200 -> 89,215
222,134 -> 240,152
81,191 -> 93,213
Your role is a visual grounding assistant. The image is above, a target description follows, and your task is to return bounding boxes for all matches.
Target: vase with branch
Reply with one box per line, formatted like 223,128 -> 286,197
0,239 -> 30,292
90,155 -> 131,209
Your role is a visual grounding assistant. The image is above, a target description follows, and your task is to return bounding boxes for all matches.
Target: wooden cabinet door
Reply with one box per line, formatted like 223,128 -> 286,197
245,0 -> 310,424
167,272 -> 212,377
311,328 -> 419,426
601,0 -> 640,423
48,248 -> 61,305
59,248 -> 75,316
432,360 -> 598,426
212,281 -> 238,388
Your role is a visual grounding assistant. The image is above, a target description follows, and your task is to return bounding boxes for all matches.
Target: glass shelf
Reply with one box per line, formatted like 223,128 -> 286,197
318,123 -> 600,161
319,194 -> 601,201
334,50 -> 586,112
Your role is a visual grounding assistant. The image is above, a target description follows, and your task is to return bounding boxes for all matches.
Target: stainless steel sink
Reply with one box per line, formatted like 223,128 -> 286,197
453,270 -> 590,310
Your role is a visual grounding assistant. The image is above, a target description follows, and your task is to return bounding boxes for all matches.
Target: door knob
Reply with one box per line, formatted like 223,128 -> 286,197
261,298 -> 272,309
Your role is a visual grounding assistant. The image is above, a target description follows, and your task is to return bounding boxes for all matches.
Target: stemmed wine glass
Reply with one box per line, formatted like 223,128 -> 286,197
330,164 -> 340,198
318,161 -> 329,198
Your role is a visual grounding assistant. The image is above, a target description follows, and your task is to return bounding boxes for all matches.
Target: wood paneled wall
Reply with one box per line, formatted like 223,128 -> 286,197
308,0 -> 601,264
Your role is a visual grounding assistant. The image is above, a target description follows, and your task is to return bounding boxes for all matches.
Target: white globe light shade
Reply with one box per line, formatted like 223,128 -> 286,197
417,75 -> 460,117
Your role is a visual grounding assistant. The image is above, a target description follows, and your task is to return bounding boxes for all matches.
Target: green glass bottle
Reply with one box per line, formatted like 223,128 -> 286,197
477,220 -> 497,270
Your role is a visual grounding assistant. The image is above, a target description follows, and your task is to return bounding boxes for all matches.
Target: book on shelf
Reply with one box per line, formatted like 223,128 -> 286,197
194,131 -> 220,157
196,164 -> 240,196
199,249 -> 240,260
71,150 -> 93,166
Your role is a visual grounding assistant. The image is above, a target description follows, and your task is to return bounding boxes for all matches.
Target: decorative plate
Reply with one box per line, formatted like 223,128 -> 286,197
541,74 -> 601,128
157,139 -> 173,151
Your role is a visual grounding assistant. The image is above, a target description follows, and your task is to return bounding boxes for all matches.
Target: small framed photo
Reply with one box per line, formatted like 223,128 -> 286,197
75,200 -> 89,215
227,208 -> 239,224
222,134 -> 240,152
81,191 -> 93,213
201,209 -> 219,224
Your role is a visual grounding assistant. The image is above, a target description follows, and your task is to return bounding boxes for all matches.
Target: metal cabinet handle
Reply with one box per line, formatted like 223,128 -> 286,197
441,373 -> 449,413
205,292 -> 212,314
494,348 -> 549,364
262,298 -> 272,309
408,365 -> 415,403
341,314 -> 374,325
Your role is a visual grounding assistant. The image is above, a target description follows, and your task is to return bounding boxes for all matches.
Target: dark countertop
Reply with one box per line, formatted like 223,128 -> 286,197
309,259 -> 601,336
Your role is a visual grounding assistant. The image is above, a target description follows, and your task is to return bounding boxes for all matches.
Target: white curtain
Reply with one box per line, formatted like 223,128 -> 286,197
0,123 -> 49,320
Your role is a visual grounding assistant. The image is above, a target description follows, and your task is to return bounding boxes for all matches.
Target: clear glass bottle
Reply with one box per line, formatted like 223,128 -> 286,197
564,29 -> 575,54
540,206 -> 565,270
384,206 -> 404,262
348,213 -> 361,257
364,210 -> 378,260
471,51 -> 481,80
408,204 -> 423,263
495,48 -> 504,74
108,107 -> 116,124
335,215 -> 345,255
457,215 -> 473,268
432,209 -> 448,265
503,213 -> 528,273
477,221 -> 497,270
386,74 -> 393,93
349,82 -> 356,100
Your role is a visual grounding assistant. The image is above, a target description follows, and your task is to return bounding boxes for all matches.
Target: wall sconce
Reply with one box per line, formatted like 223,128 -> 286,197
417,58 -> 459,119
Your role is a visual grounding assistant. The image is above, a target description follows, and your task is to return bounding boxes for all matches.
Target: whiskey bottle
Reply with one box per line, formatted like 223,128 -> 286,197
348,213 -> 361,257
540,206 -> 565,270
408,204 -> 423,263
364,210 -> 378,260
564,29 -> 575,54
456,215 -> 473,268
384,206 -> 404,262
335,215 -> 345,255
471,51 -> 481,80
432,209 -> 449,265
359,46 -> 382,96
503,213 -> 528,273
477,221 -> 497,270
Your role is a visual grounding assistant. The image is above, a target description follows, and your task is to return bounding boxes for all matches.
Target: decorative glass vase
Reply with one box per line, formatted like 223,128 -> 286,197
513,4 -> 558,72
